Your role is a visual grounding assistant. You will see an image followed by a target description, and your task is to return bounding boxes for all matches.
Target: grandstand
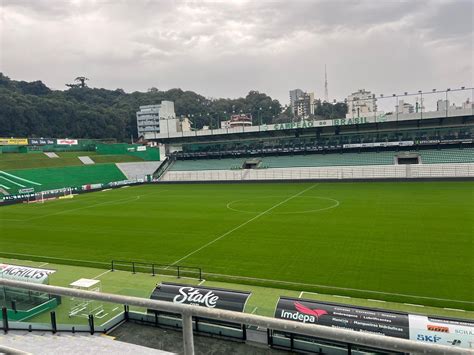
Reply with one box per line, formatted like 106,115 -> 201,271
0,141 -> 162,199
169,148 -> 474,171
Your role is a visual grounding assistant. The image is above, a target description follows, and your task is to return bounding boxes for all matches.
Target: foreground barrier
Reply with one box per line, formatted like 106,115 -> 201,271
0,279 -> 469,355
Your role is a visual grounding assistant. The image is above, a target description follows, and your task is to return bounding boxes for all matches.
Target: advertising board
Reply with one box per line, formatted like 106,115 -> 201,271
0,138 -> 28,145
150,282 -> 251,312
56,139 -> 78,145
0,264 -> 56,284
28,138 -> 55,145
274,297 -> 474,349
275,297 -> 409,339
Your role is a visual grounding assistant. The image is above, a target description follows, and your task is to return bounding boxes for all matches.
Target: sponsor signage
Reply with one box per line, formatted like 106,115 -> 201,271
0,138 -> 28,145
150,282 -> 251,312
0,264 -> 55,284
136,146 -> 147,151
82,183 -> 103,191
343,141 -> 414,149
56,139 -> 78,145
275,297 -> 410,339
19,187 -> 35,194
274,297 -> 474,349
409,314 -> 474,349
28,138 -> 55,145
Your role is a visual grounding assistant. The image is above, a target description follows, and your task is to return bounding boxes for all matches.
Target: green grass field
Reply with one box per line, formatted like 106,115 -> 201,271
1,181 -> 473,311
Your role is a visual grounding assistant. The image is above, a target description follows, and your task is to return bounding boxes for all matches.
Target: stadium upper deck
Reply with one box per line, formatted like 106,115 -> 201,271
149,107 -> 474,148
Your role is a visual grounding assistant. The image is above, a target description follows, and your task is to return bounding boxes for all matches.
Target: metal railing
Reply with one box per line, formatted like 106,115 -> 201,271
110,260 -> 202,280
0,279 -> 469,355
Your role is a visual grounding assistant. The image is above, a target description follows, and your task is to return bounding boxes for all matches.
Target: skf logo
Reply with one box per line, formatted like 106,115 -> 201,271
417,334 -> 442,343
427,325 -> 449,333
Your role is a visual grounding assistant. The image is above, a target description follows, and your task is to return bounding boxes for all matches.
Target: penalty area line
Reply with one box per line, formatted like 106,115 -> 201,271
93,269 -> 112,279
169,184 -> 318,266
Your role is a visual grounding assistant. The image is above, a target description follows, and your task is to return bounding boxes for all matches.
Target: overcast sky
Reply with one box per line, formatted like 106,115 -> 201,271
0,0 -> 472,104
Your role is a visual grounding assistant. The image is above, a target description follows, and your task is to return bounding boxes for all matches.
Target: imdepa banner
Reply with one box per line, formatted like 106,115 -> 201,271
275,297 -> 410,339
150,282 -> 251,312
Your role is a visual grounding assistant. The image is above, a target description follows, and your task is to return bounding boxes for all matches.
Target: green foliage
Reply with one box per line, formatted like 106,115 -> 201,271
0,73 -> 284,139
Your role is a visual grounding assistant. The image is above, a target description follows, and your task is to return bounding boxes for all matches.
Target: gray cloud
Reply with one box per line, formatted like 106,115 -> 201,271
0,0 -> 472,104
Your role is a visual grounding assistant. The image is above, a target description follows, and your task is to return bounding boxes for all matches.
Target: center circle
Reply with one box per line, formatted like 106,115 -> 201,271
226,196 -> 340,215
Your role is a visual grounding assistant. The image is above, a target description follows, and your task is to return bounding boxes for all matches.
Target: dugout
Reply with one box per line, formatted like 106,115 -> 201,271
0,264 -> 60,321
146,282 -> 251,340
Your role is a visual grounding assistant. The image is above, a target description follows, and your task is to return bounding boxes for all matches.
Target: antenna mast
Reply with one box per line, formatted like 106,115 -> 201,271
324,64 -> 329,102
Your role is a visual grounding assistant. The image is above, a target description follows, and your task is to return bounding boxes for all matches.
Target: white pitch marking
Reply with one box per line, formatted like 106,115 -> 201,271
367,299 -> 386,303
93,269 -> 112,279
404,303 -> 424,307
334,295 -> 351,299
170,184 -> 318,266
19,196 -> 140,222
251,307 -> 258,314
0,184 -> 10,189
112,307 -> 119,312
38,262 -> 49,268
0,175 -> 26,187
298,291 -> 304,298
198,279 -> 206,286
0,170 -> 42,185
443,308 -> 466,312
101,189 -> 112,192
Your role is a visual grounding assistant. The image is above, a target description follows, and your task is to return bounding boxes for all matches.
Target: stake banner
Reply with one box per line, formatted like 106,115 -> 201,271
0,264 -> 56,284
150,282 -> 251,312
408,314 -> 474,349
274,297 -> 410,339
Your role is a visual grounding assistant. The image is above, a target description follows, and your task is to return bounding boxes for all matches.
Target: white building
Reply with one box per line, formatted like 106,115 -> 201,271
289,89 -> 304,108
346,89 -> 377,118
136,101 -> 176,137
396,100 -> 414,114
221,114 -> 253,129
462,99 -> 474,109
436,99 -> 449,112
294,92 -> 315,118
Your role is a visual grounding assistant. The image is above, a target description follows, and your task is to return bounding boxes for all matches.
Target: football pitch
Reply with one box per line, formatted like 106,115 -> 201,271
1,181 -> 473,310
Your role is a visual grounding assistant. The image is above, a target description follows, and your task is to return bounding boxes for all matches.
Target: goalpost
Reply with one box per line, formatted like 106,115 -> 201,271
25,187 -> 73,204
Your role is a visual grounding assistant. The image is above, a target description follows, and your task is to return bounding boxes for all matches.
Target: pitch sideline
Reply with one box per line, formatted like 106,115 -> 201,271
0,252 -> 472,306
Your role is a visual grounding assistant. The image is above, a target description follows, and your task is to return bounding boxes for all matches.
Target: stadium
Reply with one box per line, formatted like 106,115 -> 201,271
0,83 -> 473,354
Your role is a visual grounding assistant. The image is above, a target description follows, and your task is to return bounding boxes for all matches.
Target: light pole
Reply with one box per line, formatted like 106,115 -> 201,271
446,88 -> 450,118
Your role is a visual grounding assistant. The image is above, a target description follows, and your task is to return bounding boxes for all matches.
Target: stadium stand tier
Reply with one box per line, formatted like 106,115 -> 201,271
116,162 -> 162,180
0,164 -> 127,195
0,151 -> 143,171
170,148 -> 474,171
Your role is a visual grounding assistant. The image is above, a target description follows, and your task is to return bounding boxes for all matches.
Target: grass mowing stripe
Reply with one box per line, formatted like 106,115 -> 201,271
0,170 -> 42,185
0,175 -> 26,187
169,184 -> 318,266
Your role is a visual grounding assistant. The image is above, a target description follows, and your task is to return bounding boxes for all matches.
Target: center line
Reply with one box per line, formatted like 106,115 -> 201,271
170,184 -> 318,266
